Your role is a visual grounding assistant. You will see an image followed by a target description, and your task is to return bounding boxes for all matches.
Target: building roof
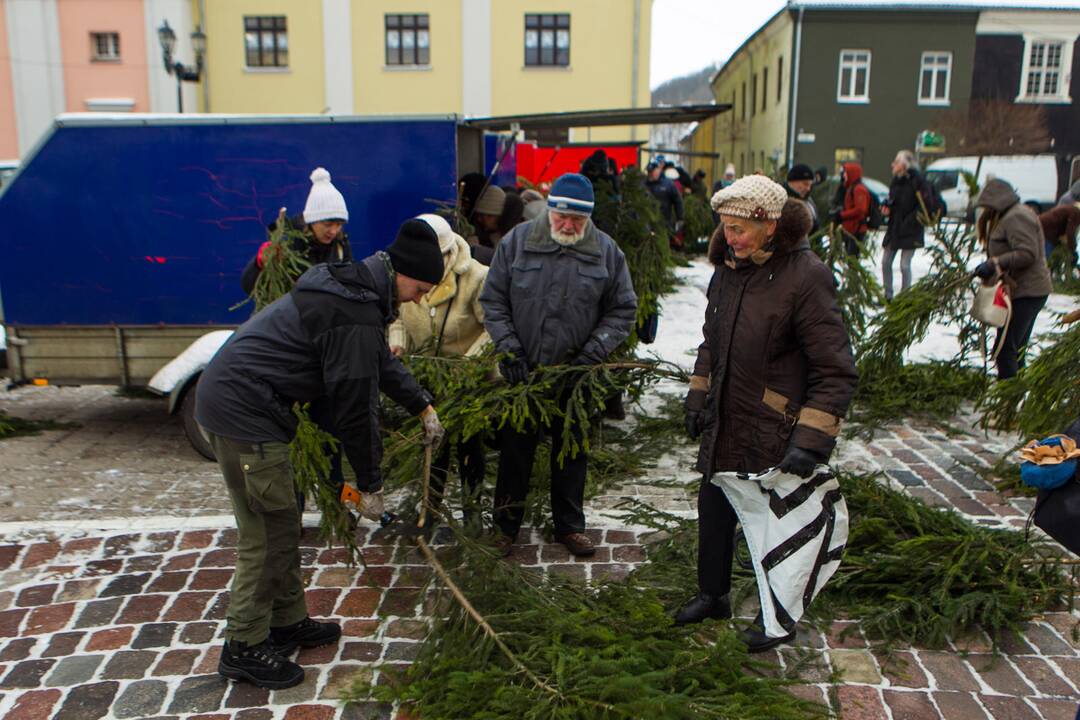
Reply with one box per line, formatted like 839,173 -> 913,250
464,105 -> 730,131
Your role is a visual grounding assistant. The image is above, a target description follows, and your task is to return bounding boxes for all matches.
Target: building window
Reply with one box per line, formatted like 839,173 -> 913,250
777,56 -> 783,104
762,67 -> 768,113
244,16 -> 288,68
837,49 -> 871,103
1019,39 -> 1072,102
751,74 -> 757,117
90,32 -> 120,61
918,51 -> 951,105
385,14 -> 430,66
741,82 -> 746,120
525,14 -> 569,67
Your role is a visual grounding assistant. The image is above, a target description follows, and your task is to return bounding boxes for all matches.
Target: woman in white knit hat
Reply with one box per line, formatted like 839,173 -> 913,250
240,167 -> 353,295
676,174 -> 857,652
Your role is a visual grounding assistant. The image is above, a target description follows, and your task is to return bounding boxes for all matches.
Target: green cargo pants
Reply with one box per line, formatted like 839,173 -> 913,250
206,431 -> 308,645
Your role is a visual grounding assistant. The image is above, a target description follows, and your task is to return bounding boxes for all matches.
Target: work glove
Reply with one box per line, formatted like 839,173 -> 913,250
420,406 -> 445,447
778,446 -> 819,479
499,355 -> 530,385
357,490 -> 385,521
973,260 -> 998,280
684,388 -> 707,441
569,355 -> 593,367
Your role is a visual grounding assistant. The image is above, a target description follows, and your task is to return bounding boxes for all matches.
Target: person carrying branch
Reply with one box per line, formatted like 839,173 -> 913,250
480,173 -> 638,558
195,219 -> 447,690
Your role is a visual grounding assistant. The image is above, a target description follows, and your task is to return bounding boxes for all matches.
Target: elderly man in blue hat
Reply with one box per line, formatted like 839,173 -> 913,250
480,172 -> 638,557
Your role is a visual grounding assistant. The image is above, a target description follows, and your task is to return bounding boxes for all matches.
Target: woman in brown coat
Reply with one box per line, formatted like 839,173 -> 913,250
677,175 -> 858,652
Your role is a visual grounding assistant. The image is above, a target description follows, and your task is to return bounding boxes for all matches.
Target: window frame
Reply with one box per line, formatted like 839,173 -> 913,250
385,13 -> 430,67
917,51 -> 952,106
1017,35 -> 1074,104
751,73 -> 757,117
836,48 -> 872,104
244,16 -> 288,69
90,32 -> 120,62
777,56 -> 783,104
524,13 -> 570,67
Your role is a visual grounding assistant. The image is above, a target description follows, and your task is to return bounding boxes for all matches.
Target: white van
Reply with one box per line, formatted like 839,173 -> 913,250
925,155 -> 1059,217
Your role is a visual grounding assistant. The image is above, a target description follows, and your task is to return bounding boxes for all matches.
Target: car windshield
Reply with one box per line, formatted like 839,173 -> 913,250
926,170 -> 959,191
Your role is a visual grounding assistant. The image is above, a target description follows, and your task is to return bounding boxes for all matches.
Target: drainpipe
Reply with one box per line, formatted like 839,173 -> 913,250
630,0 -> 641,142
786,6 -> 804,168
198,0 -> 210,112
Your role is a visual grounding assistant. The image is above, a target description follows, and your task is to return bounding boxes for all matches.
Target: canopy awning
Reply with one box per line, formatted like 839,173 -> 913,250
463,104 -> 730,131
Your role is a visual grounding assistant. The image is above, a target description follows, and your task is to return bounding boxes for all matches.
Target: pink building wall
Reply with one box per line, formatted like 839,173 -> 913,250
57,0 -> 150,112
0,3 -> 18,158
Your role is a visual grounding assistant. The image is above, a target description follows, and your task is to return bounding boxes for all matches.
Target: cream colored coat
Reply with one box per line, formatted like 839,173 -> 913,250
388,235 -> 491,357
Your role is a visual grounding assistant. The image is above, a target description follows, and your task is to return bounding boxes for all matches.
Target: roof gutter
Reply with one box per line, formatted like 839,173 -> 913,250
786,5 -> 804,168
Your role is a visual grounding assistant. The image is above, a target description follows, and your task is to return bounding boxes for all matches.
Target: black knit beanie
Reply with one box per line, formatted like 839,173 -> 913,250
387,219 -> 444,285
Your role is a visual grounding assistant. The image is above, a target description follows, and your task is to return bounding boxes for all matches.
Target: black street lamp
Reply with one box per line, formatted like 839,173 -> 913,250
157,20 -> 206,113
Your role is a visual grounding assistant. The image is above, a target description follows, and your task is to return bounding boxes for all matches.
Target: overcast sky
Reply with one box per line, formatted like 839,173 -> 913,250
649,0 -> 1080,89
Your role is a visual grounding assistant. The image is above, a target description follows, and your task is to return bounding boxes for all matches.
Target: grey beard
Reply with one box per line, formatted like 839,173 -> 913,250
551,228 -> 585,246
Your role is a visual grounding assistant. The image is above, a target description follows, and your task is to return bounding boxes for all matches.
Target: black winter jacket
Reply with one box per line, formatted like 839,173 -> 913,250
645,176 -> 684,227
883,171 -> 929,250
240,214 -> 352,296
197,255 -> 430,490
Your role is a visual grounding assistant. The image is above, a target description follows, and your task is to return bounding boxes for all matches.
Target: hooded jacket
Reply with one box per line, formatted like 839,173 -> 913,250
481,212 -> 638,367
690,200 -> 857,477
976,179 -> 1053,299
838,163 -> 872,237
645,174 -> 684,227
388,234 -> 491,358
196,255 -> 430,490
240,214 -> 353,296
883,170 -> 929,250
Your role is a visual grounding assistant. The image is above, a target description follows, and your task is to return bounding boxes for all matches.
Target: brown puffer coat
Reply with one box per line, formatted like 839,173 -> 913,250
690,200 -> 858,477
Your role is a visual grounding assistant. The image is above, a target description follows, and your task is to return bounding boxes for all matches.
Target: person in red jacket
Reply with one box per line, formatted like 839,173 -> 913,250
831,162 -> 872,257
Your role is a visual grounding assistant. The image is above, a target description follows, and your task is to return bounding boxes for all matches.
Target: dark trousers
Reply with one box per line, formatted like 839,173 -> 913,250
494,415 -> 587,539
843,230 -> 865,258
697,477 -> 738,597
429,435 -> 486,518
996,295 -> 1046,380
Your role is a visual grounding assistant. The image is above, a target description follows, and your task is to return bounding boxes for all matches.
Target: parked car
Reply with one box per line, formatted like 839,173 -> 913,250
925,155 -> 1059,217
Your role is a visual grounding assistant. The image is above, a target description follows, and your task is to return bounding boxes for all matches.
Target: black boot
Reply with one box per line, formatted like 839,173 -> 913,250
674,592 -> 732,626
740,614 -> 796,653
218,639 -> 304,689
269,617 -> 342,655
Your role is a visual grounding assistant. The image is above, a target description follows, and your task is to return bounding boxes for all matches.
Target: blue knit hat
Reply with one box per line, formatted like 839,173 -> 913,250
547,173 -> 595,216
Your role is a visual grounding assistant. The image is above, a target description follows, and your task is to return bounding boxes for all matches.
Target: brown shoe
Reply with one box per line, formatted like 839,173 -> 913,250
491,534 -> 514,558
556,532 -> 596,557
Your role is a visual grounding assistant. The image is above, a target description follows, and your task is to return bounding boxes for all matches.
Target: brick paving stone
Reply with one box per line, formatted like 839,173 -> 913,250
179,621 -> 220,645
882,690 -> 938,720
611,545 -> 645,562
200,548 -> 237,567
103,534 -> 140,557
380,589 -> 421,617
988,628 -> 1035,655
977,694 -> 1041,720
792,627 -> 826,649
180,530 -> 216,550
53,680 -> 119,720
101,650 -> 157,679
152,648 -> 200,676
887,469 -> 924,487
359,547 -> 394,564
317,547 -> 352,565
384,642 -> 420,662
386,619 -> 427,640
0,546 -> 22,571
85,625 -> 133,651
163,553 -> 200,571
932,691 -> 988,719
874,651 -> 927,688
508,544 -> 539,564
919,651 -> 980,691
304,589 -> 342,617
204,592 -> 230,620
163,591 -> 215,621
125,554 -> 165,572
21,543 -> 60,569
146,531 -> 179,553
271,671 -> 319,704
194,645 -> 223,674
394,566 -> 433,588
219,528 -> 239,547
0,590 -> 14,611
1011,656 -> 1078,696
4,688 -> 61,720
167,674 -> 229,714
829,649 -> 881,684
0,609 -> 27,637
74,598 -> 122,628
1,659 -> 55,688
591,563 -> 631,582
316,567 -> 359,588
82,559 -> 123,576
24,603 -> 74,635
41,631 -> 83,657
284,705 -> 336,720
147,571 -> 190,593
297,643 -> 338,665
234,710 -> 274,720
548,564 -> 587,582
61,537 -> 102,555
604,530 -> 637,544
44,654 -> 103,687
341,701 -> 394,720
1042,613 -> 1080,650
1032,698 -> 1080,720
967,653 -> 1035,695
322,664 -> 372,700
112,678 -> 169,718
56,578 -> 100,603
224,679 -> 271,708
15,584 -> 57,607
1051,657 -> 1080,689
827,621 -> 866,649
0,638 -> 36,661
191,569 -> 233,590
836,685 -> 888,719
342,642 -> 382,661
132,622 -> 177,649
100,573 -> 151,597
118,594 -> 169,624
907,488 -> 950,508
779,649 -> 831,683
338,589 -> 382,618
1022,622 -> 1074,655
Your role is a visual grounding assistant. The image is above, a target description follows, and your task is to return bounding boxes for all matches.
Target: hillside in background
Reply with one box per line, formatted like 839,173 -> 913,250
651,64 -> 716,106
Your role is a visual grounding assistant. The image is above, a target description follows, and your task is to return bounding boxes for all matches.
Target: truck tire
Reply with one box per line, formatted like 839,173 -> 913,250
180,379 -> 216,461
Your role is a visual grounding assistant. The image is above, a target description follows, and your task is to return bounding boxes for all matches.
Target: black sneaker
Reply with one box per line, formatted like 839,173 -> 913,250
674,593 -> 732,626
269,617 -> 342,655
218,639 -> 304,689
740,615 -> 796,654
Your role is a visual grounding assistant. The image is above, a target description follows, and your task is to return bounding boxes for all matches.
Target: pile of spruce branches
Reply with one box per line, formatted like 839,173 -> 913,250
0,412 -> 77,440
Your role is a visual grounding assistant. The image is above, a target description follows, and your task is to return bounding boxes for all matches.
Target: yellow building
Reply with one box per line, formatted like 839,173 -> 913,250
194,0 -> 651,142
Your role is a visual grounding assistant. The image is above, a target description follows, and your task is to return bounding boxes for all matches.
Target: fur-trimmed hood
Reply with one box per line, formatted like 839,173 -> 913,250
707,198 -> 813,266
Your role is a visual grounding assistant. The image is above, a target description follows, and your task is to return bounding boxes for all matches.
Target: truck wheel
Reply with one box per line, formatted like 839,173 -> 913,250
180,380 -> 215,461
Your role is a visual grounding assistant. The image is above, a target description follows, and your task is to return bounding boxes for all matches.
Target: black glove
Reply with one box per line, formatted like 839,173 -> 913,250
685,389 -> 707,441
778,446 -> 819,478
829,208 -> 843,222
973,260 -> 997,280
499,355 -> 530,385
569,355 -> 593,367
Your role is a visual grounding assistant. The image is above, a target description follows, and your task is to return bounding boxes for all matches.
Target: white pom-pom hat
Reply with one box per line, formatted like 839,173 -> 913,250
710,174 -> 787,221
303,167 -> 349,224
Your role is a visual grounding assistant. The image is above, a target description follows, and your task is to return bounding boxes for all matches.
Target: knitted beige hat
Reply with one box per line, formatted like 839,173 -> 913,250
474,185 -> 506,216
710,175 -> 787,221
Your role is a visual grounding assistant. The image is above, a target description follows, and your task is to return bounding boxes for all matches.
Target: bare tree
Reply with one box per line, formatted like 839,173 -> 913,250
930,100 -> 1052,157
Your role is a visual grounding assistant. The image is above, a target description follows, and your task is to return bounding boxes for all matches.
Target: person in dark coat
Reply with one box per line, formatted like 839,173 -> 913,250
645,161 -> 684,231
881,150 -> 930,300
832,162 -> 872,257
783,164 -> 820,235
1039,203 -> 1080,266
240,168 -> 353,296
195,220 -> 446,690
677,175 -> 857,653
480,173 -> 638,559
973,179 -> 1053,379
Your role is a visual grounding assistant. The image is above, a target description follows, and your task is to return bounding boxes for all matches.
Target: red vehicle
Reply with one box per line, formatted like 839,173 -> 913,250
515,141 -> 641,188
